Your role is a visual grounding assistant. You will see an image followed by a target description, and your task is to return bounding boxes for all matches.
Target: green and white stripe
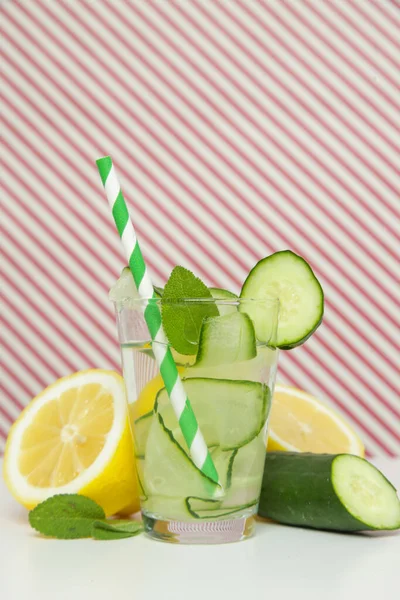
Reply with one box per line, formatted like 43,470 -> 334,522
96,156 -> 219,484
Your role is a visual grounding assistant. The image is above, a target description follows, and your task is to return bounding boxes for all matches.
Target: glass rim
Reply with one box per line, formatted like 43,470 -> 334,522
112,295 -> 280,308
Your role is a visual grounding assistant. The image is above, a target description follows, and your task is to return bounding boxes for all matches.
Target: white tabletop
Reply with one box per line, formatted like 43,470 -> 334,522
1,458 -> 399,600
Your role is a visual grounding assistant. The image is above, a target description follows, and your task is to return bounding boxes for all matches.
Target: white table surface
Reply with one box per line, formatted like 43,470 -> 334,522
1,458 -> 399,600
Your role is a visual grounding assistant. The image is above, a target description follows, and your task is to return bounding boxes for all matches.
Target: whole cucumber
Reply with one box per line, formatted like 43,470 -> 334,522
259,452 -> 400,532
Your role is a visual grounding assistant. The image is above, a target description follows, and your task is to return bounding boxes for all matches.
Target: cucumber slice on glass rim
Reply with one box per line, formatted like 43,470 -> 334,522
240,250 -> 324,349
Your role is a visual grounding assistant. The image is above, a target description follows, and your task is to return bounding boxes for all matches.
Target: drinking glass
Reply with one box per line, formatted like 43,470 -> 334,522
113,297 -> 279,544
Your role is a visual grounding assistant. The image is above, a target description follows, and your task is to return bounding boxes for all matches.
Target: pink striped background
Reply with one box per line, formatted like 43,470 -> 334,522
1,1 -> 399,456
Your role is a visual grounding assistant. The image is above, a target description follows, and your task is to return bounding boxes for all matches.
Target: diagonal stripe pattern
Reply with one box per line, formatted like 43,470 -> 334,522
1,1 -> 399,457
97,156 -> 219,484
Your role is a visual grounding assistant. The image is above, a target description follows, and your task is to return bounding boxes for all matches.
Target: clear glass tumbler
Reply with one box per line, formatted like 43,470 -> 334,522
113,297 -> 279,544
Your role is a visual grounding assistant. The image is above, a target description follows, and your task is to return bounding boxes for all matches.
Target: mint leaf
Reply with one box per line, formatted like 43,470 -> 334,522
29,494 -> 105,539
162,266 -> 219,355
29,496 -> 144,541
91,519 -> 143,540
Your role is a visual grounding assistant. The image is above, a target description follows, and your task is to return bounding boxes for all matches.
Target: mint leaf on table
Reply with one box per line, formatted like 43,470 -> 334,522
29,494 -> 105,539
161,266 -> 219,355
29,495 -> 144,541
91,519 -> 143,540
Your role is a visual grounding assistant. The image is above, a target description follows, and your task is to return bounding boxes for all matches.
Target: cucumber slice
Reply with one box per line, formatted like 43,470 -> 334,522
195,312 -> 257,368
184,345 -> 277,382
210,446 -> 237,490
141,496 -> 187,520
240,250 -> 324,349
224,433 -> 267,506
141,450 -> 239,521
156,378 -> 269,450
133,411 -> 154,458
186,497 -> 257,519
143,413 -> 218,500
230,433 -> 266,482
209,287 -> 238,315
259,452 -> 400,531
141,495 -> 257,521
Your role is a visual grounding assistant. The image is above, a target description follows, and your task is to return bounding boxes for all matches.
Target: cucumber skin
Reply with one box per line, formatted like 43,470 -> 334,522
259,452 -> 385,532
240,250 -> 324,349
277,310 -> 323,350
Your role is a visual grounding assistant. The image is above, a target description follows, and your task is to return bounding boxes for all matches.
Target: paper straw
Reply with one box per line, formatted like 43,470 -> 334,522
96,156 -> 219,485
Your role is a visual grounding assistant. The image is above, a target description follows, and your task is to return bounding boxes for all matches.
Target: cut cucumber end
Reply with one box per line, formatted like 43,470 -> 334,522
332,455 -> 400,530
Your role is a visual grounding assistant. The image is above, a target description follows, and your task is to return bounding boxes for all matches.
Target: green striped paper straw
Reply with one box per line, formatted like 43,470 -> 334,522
96,156 -> 219,485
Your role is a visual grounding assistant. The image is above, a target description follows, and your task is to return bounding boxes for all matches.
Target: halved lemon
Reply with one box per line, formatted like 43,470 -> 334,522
3,370 -> 140,516
268,384 -> 365,456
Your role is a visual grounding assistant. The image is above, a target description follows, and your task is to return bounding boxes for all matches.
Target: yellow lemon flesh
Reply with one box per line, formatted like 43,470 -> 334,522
129,367 -> 185,423
268,384 -> 364,456
3,370 -> 140,516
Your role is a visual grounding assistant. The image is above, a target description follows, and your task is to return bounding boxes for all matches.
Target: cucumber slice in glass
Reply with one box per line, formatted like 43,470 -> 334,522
224,432 -> 267,506
141,496 -> 187,520
185,497 -> 257,519
210,446 -> 237,490
133,411 -> 154,458
141,450 -> 239,520
143,413 -> 218,499
209,287 -> 238,315
240,250 -> 324,349
156,378 -> 269,450
184,345 -> 276,382
195,312 -> 257,368
142,495 -> 257,521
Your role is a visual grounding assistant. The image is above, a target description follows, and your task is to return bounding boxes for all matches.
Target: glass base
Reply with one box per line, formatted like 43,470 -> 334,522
143,514 -> 256,545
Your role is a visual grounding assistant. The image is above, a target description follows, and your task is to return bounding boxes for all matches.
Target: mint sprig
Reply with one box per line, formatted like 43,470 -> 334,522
29,494 -> 143,541
161,266 -> 218,355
